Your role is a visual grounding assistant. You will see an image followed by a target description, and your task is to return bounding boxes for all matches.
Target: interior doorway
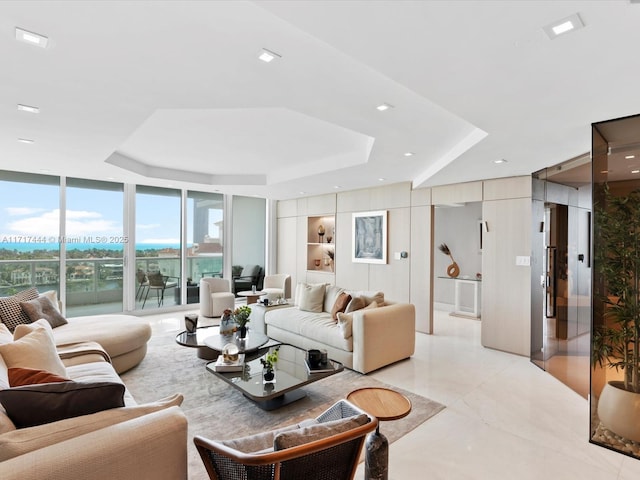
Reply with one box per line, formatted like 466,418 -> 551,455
531,156 -> 591,398
432,201 -> 483,337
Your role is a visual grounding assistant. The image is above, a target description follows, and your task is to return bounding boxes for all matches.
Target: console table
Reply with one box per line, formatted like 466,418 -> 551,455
438,276 -> 481,318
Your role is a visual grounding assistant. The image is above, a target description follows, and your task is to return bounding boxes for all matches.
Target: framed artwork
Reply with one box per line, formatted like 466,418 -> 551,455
352,210 -> 387,264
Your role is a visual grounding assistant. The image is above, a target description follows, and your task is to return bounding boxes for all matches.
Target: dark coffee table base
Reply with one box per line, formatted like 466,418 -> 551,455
243,389 -> 307,411
196,345 -> 217,360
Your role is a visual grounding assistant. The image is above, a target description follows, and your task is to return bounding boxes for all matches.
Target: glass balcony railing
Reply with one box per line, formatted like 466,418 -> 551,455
0,253 -> 223,317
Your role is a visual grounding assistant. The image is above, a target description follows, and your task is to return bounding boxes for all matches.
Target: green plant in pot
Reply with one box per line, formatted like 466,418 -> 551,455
260,347 -> 279,383
233,305 -> 251,339
592,186 -> 640,443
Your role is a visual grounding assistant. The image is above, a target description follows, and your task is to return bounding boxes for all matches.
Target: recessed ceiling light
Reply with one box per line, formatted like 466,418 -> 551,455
299,191 -> 306,195
543,13 -> 585,40
626,155 -> 636,159
378,178 -> 385,182
15,27 -> 49,48
17,138 -> 34,144
404,152 -> 414,157
632,170 -> 640,174
259,48 -> 281,63
17,104 -> 40,113
333,185 -> 341,189
376,103 -> 393,111
493,159 -> 507,164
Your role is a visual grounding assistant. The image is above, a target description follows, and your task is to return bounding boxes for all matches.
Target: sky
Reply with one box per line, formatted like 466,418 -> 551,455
0,180 -> 219,248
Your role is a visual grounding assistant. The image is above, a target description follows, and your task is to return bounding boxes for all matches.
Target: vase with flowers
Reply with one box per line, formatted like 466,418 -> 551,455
233,305 -> 251,339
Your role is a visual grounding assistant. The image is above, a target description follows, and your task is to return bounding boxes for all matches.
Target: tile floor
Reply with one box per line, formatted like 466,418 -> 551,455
148,308 -> 640,479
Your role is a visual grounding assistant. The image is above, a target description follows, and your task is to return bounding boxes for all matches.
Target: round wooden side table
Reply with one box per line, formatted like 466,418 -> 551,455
347,387 -> 412,480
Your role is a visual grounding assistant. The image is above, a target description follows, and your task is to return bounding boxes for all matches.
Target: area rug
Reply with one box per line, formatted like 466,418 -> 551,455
122,328 -> 445,480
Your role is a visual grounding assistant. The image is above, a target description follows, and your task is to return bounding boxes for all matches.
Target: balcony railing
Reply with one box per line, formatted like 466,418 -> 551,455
0,254 -> 222,317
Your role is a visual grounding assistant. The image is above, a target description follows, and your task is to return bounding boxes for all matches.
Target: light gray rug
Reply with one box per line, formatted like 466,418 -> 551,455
121,328 -> 445,480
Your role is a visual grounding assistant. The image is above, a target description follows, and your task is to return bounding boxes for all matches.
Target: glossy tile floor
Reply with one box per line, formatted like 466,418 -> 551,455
356,310 -> 640,479
147,308 -> 640,479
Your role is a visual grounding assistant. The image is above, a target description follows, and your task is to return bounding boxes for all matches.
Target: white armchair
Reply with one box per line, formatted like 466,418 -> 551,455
261,274 -> 291,301
200,278 -> 235,317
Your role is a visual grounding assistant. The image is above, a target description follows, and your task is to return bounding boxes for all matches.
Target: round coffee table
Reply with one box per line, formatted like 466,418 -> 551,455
237,290 -> 265,305
347,387 -> 412,480
204,329 -> 269,356
175,326 -> 220,360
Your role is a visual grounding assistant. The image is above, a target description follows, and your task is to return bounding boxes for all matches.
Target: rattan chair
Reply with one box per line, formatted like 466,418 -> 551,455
194,399 -> 377,480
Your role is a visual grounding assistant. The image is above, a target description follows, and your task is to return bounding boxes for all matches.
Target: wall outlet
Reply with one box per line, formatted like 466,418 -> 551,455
516,256 -> 530,266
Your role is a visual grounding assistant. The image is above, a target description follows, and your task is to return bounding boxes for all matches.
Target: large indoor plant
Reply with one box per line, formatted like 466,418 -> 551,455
592,186 -> 640,442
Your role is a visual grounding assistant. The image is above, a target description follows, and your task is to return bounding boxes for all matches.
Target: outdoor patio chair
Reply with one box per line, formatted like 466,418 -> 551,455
194,399 -> 377,480
142,272 -> 178,308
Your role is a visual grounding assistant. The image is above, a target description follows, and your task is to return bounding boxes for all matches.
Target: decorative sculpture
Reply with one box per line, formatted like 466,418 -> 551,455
438,243 -> 460,278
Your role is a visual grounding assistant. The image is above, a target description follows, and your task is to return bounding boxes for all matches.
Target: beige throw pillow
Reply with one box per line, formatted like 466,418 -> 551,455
274,414 -> 369,450
0,326 -> 67,378
344,296 -> 366,313
298,283 -> 326,313
337,301 -> 378,339
331,292 -> 351,321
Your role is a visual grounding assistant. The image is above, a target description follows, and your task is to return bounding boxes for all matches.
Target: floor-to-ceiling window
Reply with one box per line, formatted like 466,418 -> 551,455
0,171 -> 60,298
186,191 -> 224,297
65,178 -> 124,315
135,186 -> 182,310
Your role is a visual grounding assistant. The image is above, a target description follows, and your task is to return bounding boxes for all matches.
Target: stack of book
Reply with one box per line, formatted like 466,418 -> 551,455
211,354 -> 245,372
304,358 -> 334,374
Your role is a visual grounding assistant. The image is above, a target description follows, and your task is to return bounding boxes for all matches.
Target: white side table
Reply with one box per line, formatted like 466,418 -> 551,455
439,276 -> 481,318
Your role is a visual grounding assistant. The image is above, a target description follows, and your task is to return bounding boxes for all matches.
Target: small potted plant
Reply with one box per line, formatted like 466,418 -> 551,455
233,305 -> 251,339
260,347 -> 279,384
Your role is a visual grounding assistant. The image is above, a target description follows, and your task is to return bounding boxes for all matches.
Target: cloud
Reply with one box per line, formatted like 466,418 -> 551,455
6,209 -> 121,237
5,207 -> 45,216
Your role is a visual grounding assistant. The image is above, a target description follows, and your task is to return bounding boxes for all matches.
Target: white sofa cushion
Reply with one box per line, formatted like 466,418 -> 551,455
265,308 -> 352,351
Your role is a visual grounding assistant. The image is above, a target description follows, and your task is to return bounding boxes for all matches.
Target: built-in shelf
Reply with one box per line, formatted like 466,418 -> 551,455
307,215 -> 335,273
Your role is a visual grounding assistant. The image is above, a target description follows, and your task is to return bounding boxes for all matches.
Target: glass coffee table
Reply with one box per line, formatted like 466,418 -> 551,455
206,344 -> 343,410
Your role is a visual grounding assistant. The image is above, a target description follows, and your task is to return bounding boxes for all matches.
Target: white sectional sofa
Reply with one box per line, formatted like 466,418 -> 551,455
0,288 -> 187,479
251,283 -> 415,374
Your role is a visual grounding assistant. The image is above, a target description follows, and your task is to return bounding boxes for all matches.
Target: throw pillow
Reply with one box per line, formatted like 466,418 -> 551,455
337,312 -> 353,339
13,318 -> 53,340
20,296 -> 68,328
273,414 -> 369,450
337,301 -> 378,339
298,283 -> 326,313
323,285 -> 345,313
0,326 -> 68,378
344,296 -> 366,313
331,292 -> 352,321
0,323 -> 12,345
0,287 -> 39,332
39,290 -> 61,313
8,367 -> 71,387
0,381 -> 126,428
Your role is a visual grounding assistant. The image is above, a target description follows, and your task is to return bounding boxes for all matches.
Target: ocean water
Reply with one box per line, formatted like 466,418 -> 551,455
0,242 -> 183,253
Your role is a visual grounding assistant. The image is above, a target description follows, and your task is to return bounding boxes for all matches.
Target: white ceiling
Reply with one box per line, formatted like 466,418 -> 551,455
1,0 -> 640,200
